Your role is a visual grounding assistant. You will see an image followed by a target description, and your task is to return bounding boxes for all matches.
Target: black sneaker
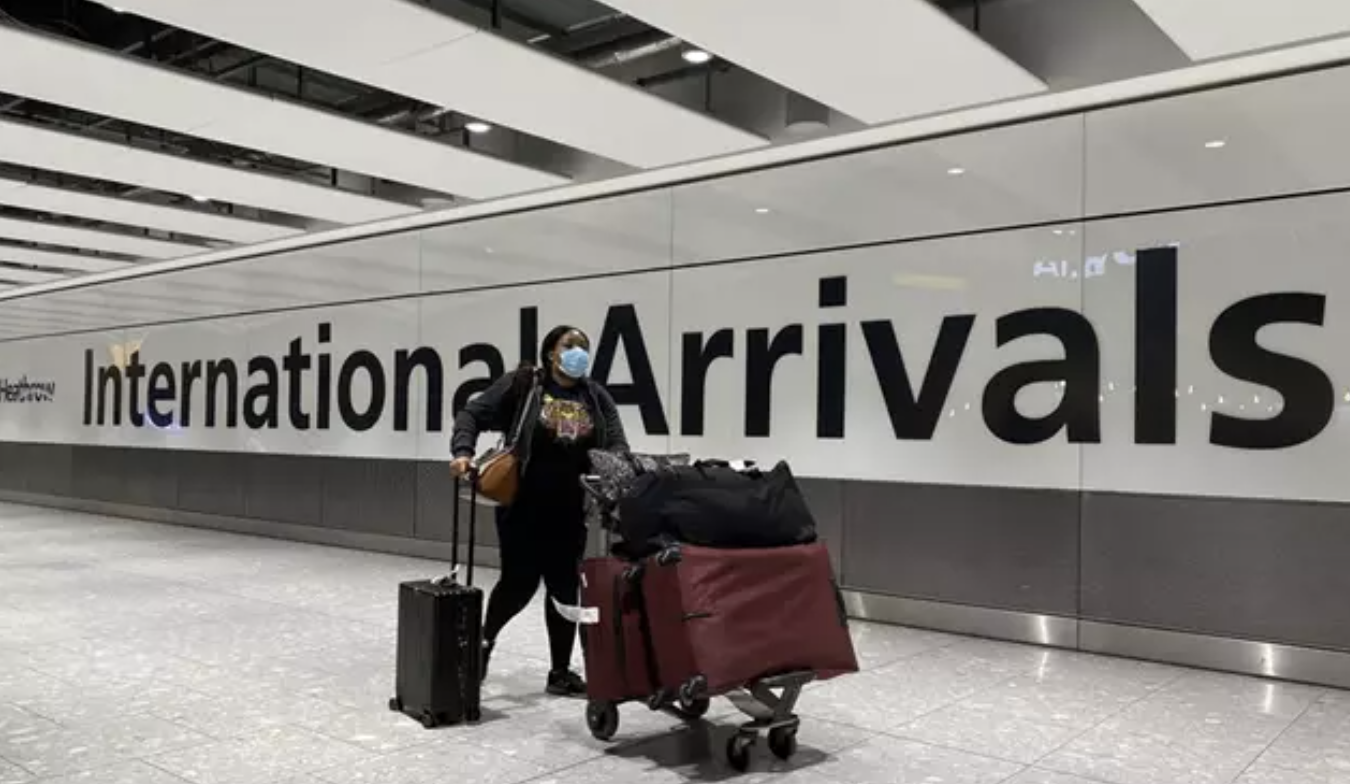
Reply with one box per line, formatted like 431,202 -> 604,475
479,639 -> 495,684
546,669 -> 586,697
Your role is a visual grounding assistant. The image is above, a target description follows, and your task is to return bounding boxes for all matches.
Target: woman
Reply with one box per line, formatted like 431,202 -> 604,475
450,325 -> 628,697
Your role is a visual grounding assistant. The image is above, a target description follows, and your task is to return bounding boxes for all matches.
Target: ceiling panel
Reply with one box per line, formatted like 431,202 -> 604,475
597,0 -> 1047,124
109,0 -> 768,169
0,266 -> 69,284
0,119 -> 417,226
0,25 -> 569,201
1131,0 -> 1350,60
0,215 -> 202,259
0,178 -> 299,244
0,245 -> 132,273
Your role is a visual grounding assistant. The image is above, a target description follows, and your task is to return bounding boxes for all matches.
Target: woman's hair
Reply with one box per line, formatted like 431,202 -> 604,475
539,324 -> 587,366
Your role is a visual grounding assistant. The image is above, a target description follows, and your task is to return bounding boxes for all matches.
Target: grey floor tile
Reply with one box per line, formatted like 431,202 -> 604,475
1235,760 -> 1350,784
1255,694 -> 1350,782
23,759 -> 193,783
802,733 -> 1023,783
0,715 -> 210,778
1004,769 -> 1106,784
147,726 -> 372,784
1039,721 -> 1269,784
892,701 -> 1085,764
0,758 -> 32,784
309,736 -> 547,784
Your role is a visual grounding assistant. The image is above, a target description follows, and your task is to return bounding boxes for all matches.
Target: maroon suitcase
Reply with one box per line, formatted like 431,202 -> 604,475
639,541 -> 859,698
579,556 -> 658,706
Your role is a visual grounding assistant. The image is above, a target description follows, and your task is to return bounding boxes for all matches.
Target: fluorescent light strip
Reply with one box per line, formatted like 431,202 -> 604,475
0,178 -> 299,244
108,0 -> 767,169
0,215 -> 201,259
598,0 -> 1046,124
0,25 -> 569,200
0,118 -> 415,226
1131,0 -> 1350,61
0,245 -> 131,273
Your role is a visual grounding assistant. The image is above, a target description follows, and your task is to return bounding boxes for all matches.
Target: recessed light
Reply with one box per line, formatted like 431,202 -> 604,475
1052,229 -> 1063,236
190,194 -> 209,203
1204,139 -> 1227,149
754,207 -> 770,214
947,167 -> 965,176
682,49 -> 713,64
465,121 -> 492,134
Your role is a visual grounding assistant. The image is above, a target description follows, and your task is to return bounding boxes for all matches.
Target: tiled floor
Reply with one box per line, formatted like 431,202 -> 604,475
0,503 -> 1346,784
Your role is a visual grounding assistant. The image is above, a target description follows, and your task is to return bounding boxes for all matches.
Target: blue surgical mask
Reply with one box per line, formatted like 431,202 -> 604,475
559,347 -> 590,379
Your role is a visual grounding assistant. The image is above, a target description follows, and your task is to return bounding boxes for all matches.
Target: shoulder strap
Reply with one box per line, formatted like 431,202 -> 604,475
505,370 -> 540,449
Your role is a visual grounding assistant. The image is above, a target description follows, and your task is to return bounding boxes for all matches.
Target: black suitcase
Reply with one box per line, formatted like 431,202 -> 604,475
388,475 -> 483,728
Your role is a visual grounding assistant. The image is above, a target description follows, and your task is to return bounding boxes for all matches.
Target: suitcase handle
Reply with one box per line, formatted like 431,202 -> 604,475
451,474 -> 479,587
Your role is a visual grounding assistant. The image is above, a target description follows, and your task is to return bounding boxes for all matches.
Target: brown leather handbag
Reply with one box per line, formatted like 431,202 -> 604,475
472,379 -> 539,506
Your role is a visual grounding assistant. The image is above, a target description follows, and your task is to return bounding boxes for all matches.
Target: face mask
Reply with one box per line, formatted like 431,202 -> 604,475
559,347 -> 590,379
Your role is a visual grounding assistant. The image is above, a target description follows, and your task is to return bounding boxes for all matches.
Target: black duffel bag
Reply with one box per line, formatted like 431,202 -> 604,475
614,459 -> 818,558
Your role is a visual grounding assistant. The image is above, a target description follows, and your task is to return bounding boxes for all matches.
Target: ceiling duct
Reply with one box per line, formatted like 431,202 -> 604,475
784,91 -> 830,135
583,35 -> 683,68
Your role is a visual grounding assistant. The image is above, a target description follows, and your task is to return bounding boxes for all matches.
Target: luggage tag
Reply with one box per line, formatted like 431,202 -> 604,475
551,596 -> 600,625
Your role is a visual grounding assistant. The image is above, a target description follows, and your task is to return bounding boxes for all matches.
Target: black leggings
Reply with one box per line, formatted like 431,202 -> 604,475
483,501 -> 587,672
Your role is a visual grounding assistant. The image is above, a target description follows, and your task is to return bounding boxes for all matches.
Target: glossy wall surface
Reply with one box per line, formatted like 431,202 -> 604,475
5,65 -> 1350,683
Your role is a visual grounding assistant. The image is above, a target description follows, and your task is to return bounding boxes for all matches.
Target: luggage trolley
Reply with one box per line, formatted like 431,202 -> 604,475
578,472 -> 819,773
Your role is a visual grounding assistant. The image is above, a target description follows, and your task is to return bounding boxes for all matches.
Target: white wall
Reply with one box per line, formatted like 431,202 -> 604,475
5,64 -> 1350,503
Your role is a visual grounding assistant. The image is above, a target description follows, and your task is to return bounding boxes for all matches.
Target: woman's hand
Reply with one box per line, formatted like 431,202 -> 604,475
450,457 -> 473,478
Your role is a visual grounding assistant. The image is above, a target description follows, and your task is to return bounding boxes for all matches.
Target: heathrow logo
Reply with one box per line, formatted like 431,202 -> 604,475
0,376 -> 56,403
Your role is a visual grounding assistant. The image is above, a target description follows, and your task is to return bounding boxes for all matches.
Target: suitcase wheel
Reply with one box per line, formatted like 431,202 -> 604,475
768,727 -> 798,761
677,694 -> 710,720
418,710 -> 440,729
726,732 -> 755,772
585,700 -> 619,741
387,698 -> 402,713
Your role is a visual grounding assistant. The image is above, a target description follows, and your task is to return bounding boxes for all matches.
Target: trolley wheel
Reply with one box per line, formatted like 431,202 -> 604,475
768,727 -> 798,760
678,695 -> 710,719
387,697 -> 402,713
586,700 -> 620,741
726,732 -> 755,772
418,710 -> 439,729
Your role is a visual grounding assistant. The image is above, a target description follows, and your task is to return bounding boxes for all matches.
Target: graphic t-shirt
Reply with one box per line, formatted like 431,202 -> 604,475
521,378 -> 597,504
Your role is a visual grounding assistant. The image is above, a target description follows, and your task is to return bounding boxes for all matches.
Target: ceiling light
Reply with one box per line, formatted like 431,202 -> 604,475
465,121 -> 492,134
947,167 -> 966,176
682,49 -> 713,65
1204,139 -> 1227,149
754,207 -> 770,214
190,194 -> 209,203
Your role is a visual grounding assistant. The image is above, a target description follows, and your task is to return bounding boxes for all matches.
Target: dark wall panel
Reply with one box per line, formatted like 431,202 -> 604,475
414,461 -> 498,547
120,447 -> 180,509
176,450 -> 246,517
22,443 -> 72,498
71,444 -> 128,503
321,458 -> 416,536
798,477 -> 844,576
243,453 -> 324,526
841,480 -> 1080,615
1082,491 -> 1350,652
